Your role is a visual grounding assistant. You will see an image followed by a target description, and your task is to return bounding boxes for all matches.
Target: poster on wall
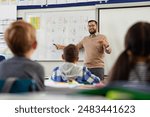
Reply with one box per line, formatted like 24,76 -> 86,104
0,5 -> 16,58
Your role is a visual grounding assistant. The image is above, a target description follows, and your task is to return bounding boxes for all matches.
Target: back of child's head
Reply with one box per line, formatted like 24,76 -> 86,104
109,21 -> 150,82
4,20 -> 36,57
125,22 -> 150,57
63,44 -> 79,62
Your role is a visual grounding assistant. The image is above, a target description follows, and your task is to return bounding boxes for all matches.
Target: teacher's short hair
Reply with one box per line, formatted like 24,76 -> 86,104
88,20 -> 97,25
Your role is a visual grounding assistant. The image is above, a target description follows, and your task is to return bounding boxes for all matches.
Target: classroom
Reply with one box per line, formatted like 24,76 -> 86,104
0,0 -> 150,101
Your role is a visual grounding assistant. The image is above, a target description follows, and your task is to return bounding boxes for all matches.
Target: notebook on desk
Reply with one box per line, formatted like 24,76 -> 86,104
44,79 -> 99,89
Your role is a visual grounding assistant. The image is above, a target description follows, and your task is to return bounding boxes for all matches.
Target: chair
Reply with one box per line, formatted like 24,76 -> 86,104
0,77 -> 38,93
0,55 -> 5,62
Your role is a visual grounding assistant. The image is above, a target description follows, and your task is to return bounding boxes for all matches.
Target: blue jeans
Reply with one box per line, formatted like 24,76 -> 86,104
88,68 -> 104,80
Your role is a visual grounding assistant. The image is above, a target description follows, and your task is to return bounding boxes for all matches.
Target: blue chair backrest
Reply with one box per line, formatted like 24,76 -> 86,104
0,55 -> 6,62
0,78 -> 37,93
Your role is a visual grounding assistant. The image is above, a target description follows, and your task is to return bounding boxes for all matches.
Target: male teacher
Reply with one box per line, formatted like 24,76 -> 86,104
54,20 -> 111,80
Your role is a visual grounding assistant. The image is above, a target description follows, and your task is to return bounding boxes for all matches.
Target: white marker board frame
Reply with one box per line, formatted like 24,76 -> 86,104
97,2 -> 150,75
24,6 -> 96,61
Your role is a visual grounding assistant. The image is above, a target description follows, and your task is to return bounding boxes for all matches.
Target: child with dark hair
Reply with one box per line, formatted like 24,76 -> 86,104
51,44 -> 101,85
0,20 -> 45,90
109,22 -> 150,84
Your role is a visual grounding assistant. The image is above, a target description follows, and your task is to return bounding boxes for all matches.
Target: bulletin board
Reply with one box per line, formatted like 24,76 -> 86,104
0,5 -> 16,58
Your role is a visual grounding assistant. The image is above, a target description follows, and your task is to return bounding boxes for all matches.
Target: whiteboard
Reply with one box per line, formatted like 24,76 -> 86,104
25,8 -> 95,61
0,5 -> 16,58
98,4 -> 150,75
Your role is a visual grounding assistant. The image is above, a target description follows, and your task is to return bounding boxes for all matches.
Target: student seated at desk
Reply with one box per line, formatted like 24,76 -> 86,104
0,20 -> 45,90
51,44 -> 101,85
109,22 -> 150,84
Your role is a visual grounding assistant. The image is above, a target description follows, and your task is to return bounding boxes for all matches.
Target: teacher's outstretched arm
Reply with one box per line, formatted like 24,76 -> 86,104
53,44 -> 66,50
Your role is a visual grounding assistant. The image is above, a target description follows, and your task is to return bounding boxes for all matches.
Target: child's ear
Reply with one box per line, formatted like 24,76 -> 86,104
32,41 -> 37,49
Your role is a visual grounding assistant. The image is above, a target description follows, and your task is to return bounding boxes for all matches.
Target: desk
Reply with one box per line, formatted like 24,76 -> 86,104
0,87 -> 106,100
44,79 -> 104,89
0,80 -> 106,100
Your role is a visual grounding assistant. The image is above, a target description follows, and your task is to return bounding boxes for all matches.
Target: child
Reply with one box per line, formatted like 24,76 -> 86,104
51,44 -> 101,85
109,22 -> 150,83
0,20 -> 45,90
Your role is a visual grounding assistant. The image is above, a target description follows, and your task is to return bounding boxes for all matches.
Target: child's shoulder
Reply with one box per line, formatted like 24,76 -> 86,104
82,66 -> 88,71
53,66 -> 59,71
